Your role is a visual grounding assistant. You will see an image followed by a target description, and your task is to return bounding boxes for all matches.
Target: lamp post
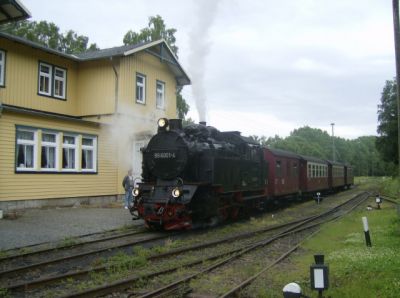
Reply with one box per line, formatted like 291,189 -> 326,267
330,123 -> 335,162
310,254 -> 329,298
392,0 -> 400,197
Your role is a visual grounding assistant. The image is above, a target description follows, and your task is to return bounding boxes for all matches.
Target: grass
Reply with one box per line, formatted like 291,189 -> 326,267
378,176 -> 400,199
248,191 -> 400,297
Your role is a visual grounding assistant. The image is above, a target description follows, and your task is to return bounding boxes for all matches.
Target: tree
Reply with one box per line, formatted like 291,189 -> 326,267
0,20 -> 98,54
177,91 -> 189,119
123,15 -> 189,120
376,79 -> 398,165
252,126 -> 395,176
123,15 -> 178,56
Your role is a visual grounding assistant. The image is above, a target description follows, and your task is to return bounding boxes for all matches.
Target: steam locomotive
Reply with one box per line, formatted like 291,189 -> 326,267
129,118 -> 353,230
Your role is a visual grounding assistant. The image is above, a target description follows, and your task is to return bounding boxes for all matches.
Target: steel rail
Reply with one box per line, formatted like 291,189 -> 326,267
0,225 -> 146,256
218,191 -> 370,297
0,229 -> 147,263
5,212 -> 323,292
0,232 -> 177,278
130,192 -> 369,298
8,191 -> 368,297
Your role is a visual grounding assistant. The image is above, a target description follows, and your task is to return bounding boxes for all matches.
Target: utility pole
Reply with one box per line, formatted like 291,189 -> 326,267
330,123 -> 335,161
392,0 -> 400,195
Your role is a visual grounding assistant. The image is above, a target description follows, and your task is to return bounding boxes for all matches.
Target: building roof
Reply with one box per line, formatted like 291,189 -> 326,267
0,32 -> 191,86
0,0 -> 31,24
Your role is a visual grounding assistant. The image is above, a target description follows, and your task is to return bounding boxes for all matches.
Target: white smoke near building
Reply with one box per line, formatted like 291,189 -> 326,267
188,0 -> 221,122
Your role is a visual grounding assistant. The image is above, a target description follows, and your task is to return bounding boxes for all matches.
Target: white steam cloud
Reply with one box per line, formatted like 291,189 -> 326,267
188,0 -> 221,122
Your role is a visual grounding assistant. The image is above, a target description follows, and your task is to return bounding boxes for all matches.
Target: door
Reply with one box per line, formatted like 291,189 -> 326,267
132,140 -> 145,180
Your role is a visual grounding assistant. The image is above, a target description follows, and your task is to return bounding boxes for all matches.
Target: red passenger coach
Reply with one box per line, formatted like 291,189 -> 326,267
327,161 -> 345,190
345,164 -> 354,187
264,148 -> 300,197
299,155 -> 329,193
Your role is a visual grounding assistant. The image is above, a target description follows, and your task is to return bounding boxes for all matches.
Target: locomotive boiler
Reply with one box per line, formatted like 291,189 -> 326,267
130,118 -> 267,230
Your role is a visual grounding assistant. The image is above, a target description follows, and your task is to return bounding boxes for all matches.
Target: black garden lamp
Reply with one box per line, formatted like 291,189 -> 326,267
282,282 -> 302,298
310,254 -> 329,298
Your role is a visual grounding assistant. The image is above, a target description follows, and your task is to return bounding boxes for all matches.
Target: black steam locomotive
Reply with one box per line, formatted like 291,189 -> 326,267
130,118 -> 268,230
130,118 -> 353,230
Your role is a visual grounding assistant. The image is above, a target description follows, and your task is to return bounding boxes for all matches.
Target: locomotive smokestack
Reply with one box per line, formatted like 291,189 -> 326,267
199,121 -> 207,126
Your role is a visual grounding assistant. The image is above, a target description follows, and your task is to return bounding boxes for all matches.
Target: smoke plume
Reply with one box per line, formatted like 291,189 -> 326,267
188,0 -> 221,122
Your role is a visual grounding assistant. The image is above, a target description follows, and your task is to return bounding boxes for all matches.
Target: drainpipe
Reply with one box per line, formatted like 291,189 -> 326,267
110,56 -> 120,113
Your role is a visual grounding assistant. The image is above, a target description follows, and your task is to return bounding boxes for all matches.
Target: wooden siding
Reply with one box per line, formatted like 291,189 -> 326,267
0,111 -> 120,201
119,52 -> 177,119
77,59 -> 116,116
0,39 -> 79,115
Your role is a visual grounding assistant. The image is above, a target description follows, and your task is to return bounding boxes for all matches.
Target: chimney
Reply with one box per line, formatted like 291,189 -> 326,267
199,121 -> 207,126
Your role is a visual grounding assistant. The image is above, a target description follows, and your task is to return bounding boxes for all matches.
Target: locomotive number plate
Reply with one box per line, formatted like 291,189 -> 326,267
154,151 -> 176,159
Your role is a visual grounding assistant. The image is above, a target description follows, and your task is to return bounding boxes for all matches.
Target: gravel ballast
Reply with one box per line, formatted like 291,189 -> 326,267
0,207 -> 142,250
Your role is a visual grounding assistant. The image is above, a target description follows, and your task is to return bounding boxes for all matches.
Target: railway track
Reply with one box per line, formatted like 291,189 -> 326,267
9,190 -> 367,298
131,191 -> 370,298
0,230 -> 179,289
0,190 -> 370,297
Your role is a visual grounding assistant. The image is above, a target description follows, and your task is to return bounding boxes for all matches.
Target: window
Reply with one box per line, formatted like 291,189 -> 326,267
41,132 -> 57,170
0,49 -> 5,87
16,129 -> 37,170
293,163 -> 298,177
276,160 -> 282,177
81,137 -> 96,171
136,73 -> 146,104
54,67 -> 66,99
38,62 -> 67,99
156,80 -> 165,109
62,135 -> 77,170
39,62 -> 52,96
16,127 -> 97,173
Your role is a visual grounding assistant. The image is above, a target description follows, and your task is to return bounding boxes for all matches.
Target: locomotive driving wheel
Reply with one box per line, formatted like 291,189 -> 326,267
230,206 -> 240,220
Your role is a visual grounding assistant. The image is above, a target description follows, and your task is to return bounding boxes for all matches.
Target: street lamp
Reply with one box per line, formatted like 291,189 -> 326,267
330,123 -> 335,162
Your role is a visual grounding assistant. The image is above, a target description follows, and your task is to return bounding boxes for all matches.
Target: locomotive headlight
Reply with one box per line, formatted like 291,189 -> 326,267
132,188 -> 140,197
158,118 -> 169,128
172,188 -> 181,198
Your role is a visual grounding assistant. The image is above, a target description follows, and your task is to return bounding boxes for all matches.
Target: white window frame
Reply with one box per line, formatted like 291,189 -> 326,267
16,128 -> 38,171
136,73 -> 146,104
38,62 -> 52,96
41,132 -> 58,171
53,67 -> 66,99
81,136 -> 97,172
62,135 -> 78,171
156,80 -> 165,109
0,49 -> 5,87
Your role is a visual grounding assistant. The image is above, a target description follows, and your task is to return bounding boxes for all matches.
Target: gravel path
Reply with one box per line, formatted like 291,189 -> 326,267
0,207 -> 143,250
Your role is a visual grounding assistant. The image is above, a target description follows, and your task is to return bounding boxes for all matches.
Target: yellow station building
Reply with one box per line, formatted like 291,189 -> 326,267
0,32 -> 190,212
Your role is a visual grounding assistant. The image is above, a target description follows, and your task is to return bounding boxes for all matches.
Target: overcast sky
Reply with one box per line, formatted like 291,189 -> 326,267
23,0 -> 395,139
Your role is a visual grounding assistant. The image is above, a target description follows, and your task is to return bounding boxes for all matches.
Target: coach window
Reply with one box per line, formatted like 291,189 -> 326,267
293,163 -> 298,177
16,129 -> 37,171
276,160 -> 282,177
